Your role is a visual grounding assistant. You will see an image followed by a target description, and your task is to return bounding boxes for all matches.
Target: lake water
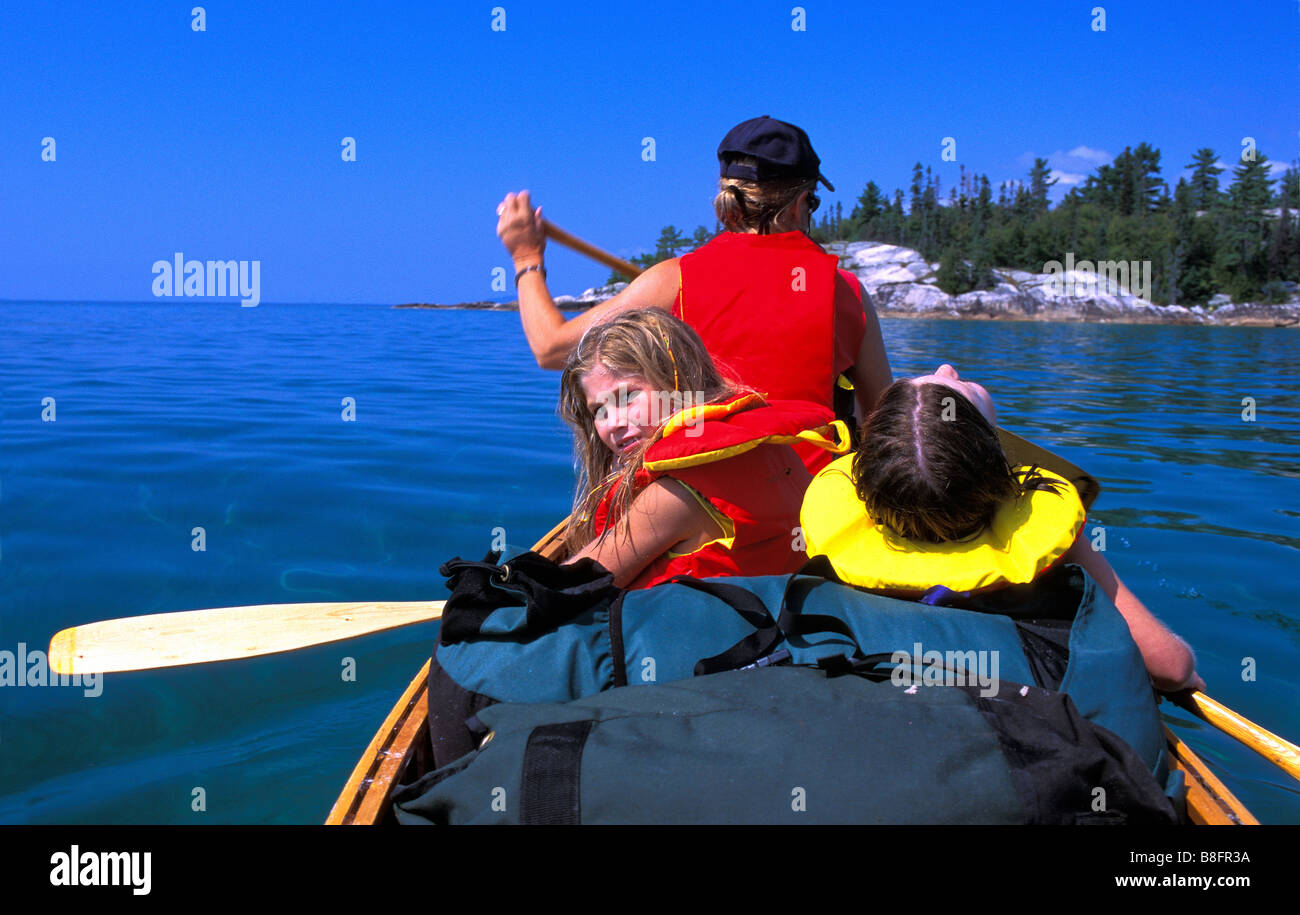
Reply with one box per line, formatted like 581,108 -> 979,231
2,301 -> 1298,823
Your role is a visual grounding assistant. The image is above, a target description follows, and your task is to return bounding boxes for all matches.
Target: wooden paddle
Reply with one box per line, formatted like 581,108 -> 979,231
1168,690 -> 1300,785
542,219 -> 1102,508
543,220 -> 644,281
48,600 -> 445,675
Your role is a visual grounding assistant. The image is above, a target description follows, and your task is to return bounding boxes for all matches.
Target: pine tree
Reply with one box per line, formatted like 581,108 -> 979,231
909,163 -> 924,214
1266,204 -> 1293,283
1217,153 -> 1275,299
976,175 -> 993,231
1028,157 -> 1057,214
970,234 -> 996,291
653,225 -> 689,260
1129,142 -> 1164,215
1186,148 -> 1223,212
849,181 -> 887,241
935,246 -> 973,295
890,191 -> 906,245
1278,163 -> 1300,209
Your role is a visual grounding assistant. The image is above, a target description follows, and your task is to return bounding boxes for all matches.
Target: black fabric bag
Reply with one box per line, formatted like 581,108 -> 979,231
428,552 -> 620,766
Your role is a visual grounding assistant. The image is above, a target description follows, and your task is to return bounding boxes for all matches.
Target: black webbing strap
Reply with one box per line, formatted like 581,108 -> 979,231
694,560 -> 865,674
608,591 -> 630,688
816,651 -> 901,680
519,720 -> 593,825
662,577 -> 782,677
774,574 -> 861,650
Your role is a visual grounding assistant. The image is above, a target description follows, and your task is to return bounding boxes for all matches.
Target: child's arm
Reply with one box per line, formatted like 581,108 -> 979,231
566,479 -> 724,589
1064,540 -> 1205,693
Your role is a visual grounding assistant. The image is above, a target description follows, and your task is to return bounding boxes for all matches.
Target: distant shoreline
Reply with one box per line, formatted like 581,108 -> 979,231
394,301 -> 589,313
394,240 -> 1300,328
393,300 -> 1297,327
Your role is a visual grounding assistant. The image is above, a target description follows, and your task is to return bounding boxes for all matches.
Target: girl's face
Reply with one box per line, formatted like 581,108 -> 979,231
581,365 -> 660,461
912,364 -> 997,425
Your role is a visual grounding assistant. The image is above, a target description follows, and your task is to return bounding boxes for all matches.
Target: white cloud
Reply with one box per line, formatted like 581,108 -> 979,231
1050,169 -> 1086,187
1065,145 -> 1112,164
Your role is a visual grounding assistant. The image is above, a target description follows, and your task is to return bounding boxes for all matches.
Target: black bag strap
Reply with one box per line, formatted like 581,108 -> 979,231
604,579 -> 778,686
628,577 -> 783,679
694,559 -> 865,675
815,651 -> 900,680
519,720 -> 593,825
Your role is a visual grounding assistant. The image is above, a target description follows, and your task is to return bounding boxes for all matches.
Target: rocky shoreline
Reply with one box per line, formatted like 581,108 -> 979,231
397,241 -> 1300,327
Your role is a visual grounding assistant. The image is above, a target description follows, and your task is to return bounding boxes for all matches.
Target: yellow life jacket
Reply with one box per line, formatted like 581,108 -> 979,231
800,454 -> 1086,595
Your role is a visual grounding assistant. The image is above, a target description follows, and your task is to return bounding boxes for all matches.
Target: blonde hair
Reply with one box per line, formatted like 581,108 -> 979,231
558,309 -> 733,552
713,156 -> 818,234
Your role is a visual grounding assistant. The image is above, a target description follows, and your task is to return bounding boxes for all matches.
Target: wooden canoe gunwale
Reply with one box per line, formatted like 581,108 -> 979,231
1165,725 -> 1258,825
327,518 -> 568,826
325,659 -> 430,826
326,518 -> 1257,826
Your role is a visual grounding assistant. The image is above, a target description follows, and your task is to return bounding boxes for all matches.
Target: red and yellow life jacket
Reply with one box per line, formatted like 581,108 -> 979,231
674,231 -> 862,472
593,393 -> 849,590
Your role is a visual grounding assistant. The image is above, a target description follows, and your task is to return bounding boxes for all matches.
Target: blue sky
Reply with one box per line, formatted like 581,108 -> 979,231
2,0 -> 1296,304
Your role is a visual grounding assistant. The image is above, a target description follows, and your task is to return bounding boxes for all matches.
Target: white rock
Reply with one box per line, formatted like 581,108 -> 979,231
856,264 -> 920,285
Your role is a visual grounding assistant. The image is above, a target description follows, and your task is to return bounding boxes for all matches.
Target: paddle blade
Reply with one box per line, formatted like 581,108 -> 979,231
997,428 -> 1101,509
48,600 -> 445,675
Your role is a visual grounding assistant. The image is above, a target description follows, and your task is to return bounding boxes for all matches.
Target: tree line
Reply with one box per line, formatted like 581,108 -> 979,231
613,145 -> 1300,306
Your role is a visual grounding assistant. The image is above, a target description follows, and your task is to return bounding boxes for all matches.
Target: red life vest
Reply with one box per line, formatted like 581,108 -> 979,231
592,394 -> 848,590
674,231 -> 862,472
676,231 -> 852,403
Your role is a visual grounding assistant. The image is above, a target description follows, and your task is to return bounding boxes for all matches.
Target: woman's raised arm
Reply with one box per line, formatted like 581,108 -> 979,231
497,191 -> 680,369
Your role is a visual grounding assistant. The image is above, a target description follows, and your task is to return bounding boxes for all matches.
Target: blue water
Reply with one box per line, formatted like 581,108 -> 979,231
2,301 -> 1298,823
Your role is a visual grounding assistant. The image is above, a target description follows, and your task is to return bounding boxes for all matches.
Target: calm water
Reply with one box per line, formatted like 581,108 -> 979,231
2,301 -> 1298,823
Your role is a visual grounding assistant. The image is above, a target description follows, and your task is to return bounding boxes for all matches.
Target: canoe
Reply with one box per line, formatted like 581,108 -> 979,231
325,518 -> 1258,826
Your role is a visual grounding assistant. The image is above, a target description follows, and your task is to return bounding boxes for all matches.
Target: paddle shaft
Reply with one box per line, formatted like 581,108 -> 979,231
543,220 -> 644,281
1170,690 -> 1300,784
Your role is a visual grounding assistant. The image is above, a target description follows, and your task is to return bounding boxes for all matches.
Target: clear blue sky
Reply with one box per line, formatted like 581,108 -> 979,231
2,0 -> 1295,304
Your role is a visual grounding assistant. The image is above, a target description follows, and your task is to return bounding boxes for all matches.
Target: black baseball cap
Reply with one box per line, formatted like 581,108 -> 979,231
717,116 -> 834,191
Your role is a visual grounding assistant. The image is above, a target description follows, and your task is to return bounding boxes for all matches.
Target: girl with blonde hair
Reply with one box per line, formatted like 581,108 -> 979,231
559,309 -> 845,589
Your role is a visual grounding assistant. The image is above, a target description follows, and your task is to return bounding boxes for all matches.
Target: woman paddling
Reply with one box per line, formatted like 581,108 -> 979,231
800,364 -> 1205,693
497,116 -> 891,469
559,309 -> 847,589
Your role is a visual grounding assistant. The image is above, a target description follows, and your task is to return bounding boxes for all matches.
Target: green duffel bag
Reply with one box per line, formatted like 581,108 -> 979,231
428,553 -> 1169,785
392,660 -> 1183,825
